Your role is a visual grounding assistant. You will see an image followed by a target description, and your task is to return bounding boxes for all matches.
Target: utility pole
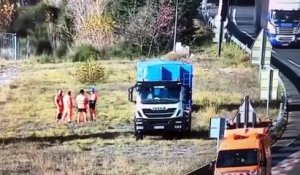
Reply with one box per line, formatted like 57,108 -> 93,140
173,0 -> 179,52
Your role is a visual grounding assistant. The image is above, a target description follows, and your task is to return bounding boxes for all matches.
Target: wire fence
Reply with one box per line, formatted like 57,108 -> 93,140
0,33 -> 20,60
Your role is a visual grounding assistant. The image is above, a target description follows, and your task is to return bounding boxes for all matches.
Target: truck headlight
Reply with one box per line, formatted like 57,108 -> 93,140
267,23 -> 276,34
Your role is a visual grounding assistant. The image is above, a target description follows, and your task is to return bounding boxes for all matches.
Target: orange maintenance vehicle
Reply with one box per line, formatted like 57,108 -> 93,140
214,96 -> 272,175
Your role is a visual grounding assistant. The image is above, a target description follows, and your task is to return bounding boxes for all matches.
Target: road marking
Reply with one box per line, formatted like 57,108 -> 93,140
287,139 -> 296,146
272,149 -> 300,174
288,60 -> 300,68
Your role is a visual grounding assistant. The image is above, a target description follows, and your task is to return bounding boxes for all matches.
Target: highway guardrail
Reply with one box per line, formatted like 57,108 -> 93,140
185,1 -> 289,174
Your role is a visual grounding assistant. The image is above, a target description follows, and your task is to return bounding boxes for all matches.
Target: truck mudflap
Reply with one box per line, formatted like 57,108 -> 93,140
135,117 -> 189,134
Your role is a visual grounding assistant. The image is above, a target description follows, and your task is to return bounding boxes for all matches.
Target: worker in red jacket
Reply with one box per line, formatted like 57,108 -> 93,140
54,89 -> 64,122
62,91 -> 73,123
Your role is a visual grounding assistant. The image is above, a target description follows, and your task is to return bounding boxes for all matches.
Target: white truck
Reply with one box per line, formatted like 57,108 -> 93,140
255,0 -> 300,47
128,60 -> 193,140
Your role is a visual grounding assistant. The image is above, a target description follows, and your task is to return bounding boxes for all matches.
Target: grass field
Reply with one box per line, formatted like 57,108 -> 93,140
0,43 -> 280,174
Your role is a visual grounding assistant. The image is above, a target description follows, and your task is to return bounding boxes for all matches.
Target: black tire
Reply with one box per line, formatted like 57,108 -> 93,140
135,132 -> 143,141
186,113 -> 192,134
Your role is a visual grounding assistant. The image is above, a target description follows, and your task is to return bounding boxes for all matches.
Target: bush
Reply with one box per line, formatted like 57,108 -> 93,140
107,41 -> 140,59
73,44 -> 102,62
164,51 -> 188,61
36,40 -> 52,55
55,43 -> 68,58
75,58 -> 108,84
202,43 -> 250,67
192,19 -> 213,46
220,43 -> 250,67
36,55 -> 57,64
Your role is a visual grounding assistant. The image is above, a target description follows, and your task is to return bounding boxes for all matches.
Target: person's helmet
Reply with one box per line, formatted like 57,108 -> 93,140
90,87 -> 95,93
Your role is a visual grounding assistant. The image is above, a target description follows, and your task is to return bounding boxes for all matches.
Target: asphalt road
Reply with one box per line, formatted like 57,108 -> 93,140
207,4 -> 300,175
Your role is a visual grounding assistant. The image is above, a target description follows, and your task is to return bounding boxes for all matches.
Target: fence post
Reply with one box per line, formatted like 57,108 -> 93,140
14,33 -> 17,60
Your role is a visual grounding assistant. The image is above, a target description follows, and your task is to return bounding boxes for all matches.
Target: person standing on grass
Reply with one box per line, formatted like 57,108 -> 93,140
88,87 -> 98,121
54,89 -> 64,122
62,91 -> 73,123
76,89 -> 88,123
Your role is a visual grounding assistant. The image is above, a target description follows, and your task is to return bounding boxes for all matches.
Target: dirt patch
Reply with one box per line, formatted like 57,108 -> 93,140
0,66 -> 19,87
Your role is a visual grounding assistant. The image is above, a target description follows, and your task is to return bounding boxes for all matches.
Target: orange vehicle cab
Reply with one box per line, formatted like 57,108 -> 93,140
214,127 -> 272,175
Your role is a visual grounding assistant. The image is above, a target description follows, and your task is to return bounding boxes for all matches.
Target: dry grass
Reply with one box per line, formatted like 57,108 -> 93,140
0,51 -> 279,174
0,60 -> 136,138
0,138 -> 216,175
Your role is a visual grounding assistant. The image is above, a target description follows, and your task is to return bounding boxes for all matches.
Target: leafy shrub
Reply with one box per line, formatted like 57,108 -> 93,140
37,55 -> 55,64
203,43 -> 250,67
107,41 -> 140,59
164,51 -> 188,61
192,19 -> 213,46
73,44 -> 101,62
55,43 -> 68,58
75,58 -> 108,84
36,40 -> 52,55
220,43 -> 250,67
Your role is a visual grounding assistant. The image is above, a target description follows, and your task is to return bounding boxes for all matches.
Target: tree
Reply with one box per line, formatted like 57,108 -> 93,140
125,0 -> 157,54
176,0 -> 202,44
67,0 -> 115,49
0,0 -> 16,32
123,0 -> 175,55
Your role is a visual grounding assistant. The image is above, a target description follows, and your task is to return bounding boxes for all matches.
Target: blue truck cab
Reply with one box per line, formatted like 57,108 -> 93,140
128,60 -> 193,140
258,0 -> 300,47
267,10 -> 300,46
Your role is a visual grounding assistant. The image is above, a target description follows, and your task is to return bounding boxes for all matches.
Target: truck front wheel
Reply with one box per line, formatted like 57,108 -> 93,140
135,132 -> 143,141
186,113 -> 192,134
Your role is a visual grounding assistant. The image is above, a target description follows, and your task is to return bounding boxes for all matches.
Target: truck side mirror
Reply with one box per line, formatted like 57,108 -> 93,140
128,86 -> 136,104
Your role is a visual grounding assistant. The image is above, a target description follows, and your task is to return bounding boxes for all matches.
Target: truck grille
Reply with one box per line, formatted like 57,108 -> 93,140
276,27 -> 296,35
278,36 -> 294,43
142,108 -> 176,118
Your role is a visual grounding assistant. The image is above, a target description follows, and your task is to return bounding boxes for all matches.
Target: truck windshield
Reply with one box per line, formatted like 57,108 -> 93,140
216,149 -> 259,168
140,86 -> 180,104
272,10 -> 300,23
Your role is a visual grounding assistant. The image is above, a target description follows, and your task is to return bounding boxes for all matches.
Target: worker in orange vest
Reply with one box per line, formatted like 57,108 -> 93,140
62,91 -> 73,123
88,87 -> 98,121
76,89 -> 88,123
54,89 -> 64,122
